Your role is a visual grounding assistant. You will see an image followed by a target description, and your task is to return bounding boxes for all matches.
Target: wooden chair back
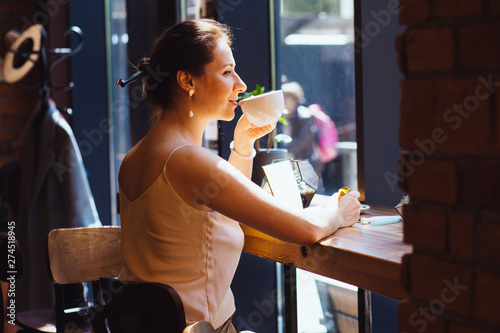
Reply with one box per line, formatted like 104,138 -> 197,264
47,226 -> 122,284
15,226 -> 122,333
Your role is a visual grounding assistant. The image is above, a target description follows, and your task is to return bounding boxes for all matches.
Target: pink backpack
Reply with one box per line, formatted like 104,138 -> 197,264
308,104 -> 339,163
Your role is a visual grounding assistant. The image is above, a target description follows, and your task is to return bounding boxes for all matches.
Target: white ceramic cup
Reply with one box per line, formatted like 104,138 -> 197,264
239,90 -> 284,127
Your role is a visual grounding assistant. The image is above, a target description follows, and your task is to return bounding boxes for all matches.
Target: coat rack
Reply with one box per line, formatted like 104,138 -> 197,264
1,24 -> 84,113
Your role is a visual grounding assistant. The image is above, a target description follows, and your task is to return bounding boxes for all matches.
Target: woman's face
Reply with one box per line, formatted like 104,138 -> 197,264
193,40 -> 247,121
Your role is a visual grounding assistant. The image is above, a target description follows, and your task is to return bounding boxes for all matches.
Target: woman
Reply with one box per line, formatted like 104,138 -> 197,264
117,19 -> 360,332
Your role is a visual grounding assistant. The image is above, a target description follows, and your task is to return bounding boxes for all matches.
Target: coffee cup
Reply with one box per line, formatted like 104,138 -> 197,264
239,90 -> 284,127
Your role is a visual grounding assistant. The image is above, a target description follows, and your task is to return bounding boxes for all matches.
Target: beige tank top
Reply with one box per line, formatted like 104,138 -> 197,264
119,145 -> 244,328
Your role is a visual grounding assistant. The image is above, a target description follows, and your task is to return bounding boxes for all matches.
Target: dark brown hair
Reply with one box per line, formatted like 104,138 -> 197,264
137,19 -> 232,123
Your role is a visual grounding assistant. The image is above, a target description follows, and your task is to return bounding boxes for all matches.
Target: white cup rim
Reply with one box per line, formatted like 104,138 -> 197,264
239,89 -> 283,102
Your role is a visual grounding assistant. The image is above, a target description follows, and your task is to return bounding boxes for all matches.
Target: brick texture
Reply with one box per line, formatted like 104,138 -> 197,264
448,324 -> 494,333
400,77 -> 494,156
0,97 -> 38,116
398,0 -> 500,331
475,270 -> 500,326
399,299 -> 447,333
434,76 -> 494,156
1,115 -> 26,129
449,212 -> 475,261
459,22 -> 500,70
409,252 -> 473,317
477,219 -> 500,268
399,0 -> 430,25
403,203 -> 447,252
496,76 -> 500,152
0,83 -> 14,95
405,27 -> 454,72
0,129 -> 15,142
490,0 -> 500,15
434,0 -> 483,18
0,0 -> 37,163
399,78 -> 436,151
12,3 -> 36,15
463,160 -> 500,208
397,151 -> 410,193
406,158 -> 458,205
0,4 -> 11,15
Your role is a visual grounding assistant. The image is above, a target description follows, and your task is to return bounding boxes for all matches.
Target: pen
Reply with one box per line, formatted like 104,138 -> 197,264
338,187 -> 350,197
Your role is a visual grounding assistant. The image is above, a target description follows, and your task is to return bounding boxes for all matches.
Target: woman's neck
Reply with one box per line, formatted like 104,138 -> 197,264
156,107 -> 208,146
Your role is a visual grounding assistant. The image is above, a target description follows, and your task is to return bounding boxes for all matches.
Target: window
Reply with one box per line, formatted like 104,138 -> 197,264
279,0 -> 357,196
279,1 -> 359,332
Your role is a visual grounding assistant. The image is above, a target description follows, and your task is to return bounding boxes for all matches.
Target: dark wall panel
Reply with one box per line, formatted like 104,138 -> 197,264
70,1 -> 111,224
126,0 -> 178,144
358,0 -> 405,207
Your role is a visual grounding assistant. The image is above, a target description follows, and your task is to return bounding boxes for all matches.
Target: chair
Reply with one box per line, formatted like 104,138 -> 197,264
93,277 -> 215,333
15,226 -> 122,333
315,279 -> 358,333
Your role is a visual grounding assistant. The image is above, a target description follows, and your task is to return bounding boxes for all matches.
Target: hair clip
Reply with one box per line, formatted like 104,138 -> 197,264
116,70 -> 145,87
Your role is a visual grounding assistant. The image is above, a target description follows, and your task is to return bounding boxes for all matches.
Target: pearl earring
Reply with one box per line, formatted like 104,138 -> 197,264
188,88 -> 194,118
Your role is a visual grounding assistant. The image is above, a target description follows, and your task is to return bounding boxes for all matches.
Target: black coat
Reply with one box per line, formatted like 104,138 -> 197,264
0,103 -> 101,311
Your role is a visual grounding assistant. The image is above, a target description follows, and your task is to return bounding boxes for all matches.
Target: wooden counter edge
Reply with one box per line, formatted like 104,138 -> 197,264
240,223 -> 410,300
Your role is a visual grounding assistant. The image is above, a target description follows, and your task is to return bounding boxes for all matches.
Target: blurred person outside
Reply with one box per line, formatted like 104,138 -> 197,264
281,81 -> 323,175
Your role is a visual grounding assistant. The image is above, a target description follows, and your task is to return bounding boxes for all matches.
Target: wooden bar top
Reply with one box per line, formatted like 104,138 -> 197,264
241,196 -> 413,300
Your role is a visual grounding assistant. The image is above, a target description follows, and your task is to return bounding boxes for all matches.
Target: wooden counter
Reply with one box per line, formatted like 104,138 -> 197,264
241,198 -> 413,300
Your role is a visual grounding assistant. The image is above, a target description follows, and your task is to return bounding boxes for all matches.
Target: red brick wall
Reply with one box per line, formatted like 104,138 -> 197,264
398,0 -> 500,332
0,0 -> 39,167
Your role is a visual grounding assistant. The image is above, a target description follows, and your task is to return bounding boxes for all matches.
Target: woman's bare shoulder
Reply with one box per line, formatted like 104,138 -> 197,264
120,138 -> 162,174
118,135 -> 182,200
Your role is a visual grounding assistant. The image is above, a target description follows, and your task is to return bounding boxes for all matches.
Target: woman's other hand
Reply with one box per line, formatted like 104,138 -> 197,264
232,115 -> 275,155
332,190 -> 361,228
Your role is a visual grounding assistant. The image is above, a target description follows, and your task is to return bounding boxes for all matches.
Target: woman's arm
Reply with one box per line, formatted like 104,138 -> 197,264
165,145 -> 360,246
228,115 -> 274,179
227,147 -> 253,179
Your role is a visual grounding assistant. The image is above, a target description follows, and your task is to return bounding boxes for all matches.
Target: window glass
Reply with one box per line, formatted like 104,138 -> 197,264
279,0 -> 356,196
279,1 -> 358,332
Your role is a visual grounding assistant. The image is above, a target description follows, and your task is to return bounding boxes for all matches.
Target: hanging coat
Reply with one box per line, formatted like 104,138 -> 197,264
0,103 -> 101,311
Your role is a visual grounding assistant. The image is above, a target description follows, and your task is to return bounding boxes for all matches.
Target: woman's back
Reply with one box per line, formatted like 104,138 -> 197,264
118,126 -> 175,202
118,141 -> 245,328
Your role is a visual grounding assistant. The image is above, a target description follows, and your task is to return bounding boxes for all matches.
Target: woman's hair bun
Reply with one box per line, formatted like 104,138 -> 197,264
137,57 -> 151,72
